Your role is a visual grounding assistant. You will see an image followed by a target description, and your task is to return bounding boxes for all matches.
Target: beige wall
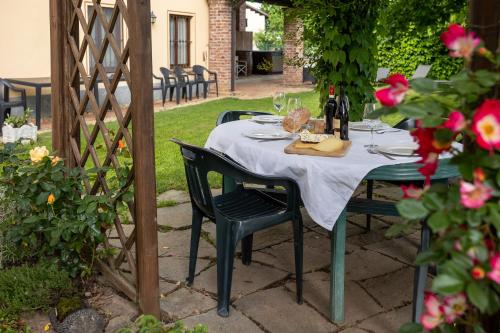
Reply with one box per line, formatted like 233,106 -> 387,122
0,0 -> 210,79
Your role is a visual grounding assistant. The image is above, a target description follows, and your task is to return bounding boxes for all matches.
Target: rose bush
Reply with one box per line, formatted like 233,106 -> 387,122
0,143 -> 130,277
374,24 -> 500,333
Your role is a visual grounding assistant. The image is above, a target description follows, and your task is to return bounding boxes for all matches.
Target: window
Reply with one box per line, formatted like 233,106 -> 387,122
88,6 -> 122,72
170,15 -> 191,68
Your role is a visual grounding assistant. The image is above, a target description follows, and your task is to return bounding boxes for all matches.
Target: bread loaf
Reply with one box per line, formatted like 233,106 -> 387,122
283,108 -> 311,132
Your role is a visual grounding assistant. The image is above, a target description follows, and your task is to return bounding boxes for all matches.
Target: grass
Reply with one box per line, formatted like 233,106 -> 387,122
31,90 -> 404,194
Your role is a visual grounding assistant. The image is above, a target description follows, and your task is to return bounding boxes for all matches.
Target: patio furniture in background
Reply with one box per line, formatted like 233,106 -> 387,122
192,65 -> 219,98
0,78 -> 27,135
174,66 -> 196,101
6,77 -> 47,129
171,138 -> 304,317
235,56 -> 248,78
412,64 -> 432,79
160,67 -> 183,105
153,74 -> 165,106
375,67 -> 390,82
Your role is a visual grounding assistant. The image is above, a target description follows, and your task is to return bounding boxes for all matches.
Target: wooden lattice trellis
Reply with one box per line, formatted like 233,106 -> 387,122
49,0 -> 160,316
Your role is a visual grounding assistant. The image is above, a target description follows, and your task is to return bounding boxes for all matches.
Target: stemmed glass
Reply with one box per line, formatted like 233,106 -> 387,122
273,92 -> 286,116
363,103 -> 380,148
287,97 -> 302,135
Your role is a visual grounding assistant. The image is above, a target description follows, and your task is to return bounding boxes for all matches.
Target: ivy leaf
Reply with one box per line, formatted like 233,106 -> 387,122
411,78 -> 437,94
432,274 -> 464,294
397,199 -> 429,220
466,282 -> 489,313
399,322 -> 423,333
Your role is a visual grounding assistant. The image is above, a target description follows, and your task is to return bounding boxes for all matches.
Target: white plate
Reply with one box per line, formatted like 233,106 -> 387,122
244,129 -> 292,140
251,115 -> 285,124
377,145 -> 418,156
349,121 -> 388,131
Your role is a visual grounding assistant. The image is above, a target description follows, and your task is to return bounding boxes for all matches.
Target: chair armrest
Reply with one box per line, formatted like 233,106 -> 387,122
3,81 -> 26,95
153,74 -> 163,82
208,70 -> 217,79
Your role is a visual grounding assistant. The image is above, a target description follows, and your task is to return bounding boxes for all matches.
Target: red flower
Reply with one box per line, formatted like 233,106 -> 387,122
441,24 -> 481,60
472,99 -> 500,151
471,266 -> 486,280
473,168 -> 486,182
401,184 -> 424,199
374,74 -> 409,107
460,180 -> 493,209
444,110 -> 466,132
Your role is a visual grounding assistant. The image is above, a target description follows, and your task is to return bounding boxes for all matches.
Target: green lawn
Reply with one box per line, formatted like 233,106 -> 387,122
34,90 -> 403,194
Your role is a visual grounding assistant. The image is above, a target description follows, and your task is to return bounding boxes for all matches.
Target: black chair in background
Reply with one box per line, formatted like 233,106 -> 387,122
171,138 -> 303,317
174,66 -> 196,101
192,65 -> 219,98
153,74 -> 165,106
0,78 -> 27,134
160,67 -> 184,105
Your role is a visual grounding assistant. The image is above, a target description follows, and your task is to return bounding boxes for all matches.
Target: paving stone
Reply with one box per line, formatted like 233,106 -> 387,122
234,287 -> 336,333
193,260 -> 289,300
374,185 -> 403,201
358,305 -> 412,333
348,214 -> 389,231
160,288 -> 217,320
252,222 -> 294,250
182,307 -> 265,333
346,249 -> 405,281
285,271 -> 382,326
158,256 -> 212,283
339,328 -> 370,333
157,190 -> 191,204
160,280 -> 179,295
364,238 -> 417,265
157,203 -> 193,229
158,229 -> 215,258
107,224 -> 135,239
360,267 -> 414,309
347,229 -> 389,248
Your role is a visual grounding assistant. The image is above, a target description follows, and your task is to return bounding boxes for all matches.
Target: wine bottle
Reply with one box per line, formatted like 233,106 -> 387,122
324,85 -> 337,134
337,86 -> 349,140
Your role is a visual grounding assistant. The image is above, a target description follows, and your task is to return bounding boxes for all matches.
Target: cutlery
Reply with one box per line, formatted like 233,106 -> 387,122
375,129 -> 402,134
366,147 -> 396,160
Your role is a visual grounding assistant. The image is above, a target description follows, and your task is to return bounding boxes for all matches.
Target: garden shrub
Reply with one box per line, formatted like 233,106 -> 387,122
0,262 -> 74,317
377,25 -> 464,80
0,143 -> 126,277
117,315 -> 208,333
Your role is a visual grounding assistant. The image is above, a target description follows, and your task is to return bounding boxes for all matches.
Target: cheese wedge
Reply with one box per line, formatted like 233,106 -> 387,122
312,136 -> 344,152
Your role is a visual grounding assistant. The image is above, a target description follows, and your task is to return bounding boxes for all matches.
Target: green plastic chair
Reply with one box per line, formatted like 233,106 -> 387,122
171,138 -> 304,317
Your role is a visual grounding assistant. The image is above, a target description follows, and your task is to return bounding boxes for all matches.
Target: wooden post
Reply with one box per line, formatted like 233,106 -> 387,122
127,0 -> 161,317
469,0 -> 500,69
49,0 -> 67,157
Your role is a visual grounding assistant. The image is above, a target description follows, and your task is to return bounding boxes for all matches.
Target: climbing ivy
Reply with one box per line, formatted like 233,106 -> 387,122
292,0 -> 381,119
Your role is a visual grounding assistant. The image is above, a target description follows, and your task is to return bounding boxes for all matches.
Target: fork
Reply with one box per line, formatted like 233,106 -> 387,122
366,147 -> 396,160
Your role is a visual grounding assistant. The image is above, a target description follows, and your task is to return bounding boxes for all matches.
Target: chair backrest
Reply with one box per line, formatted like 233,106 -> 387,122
216,110 -> 272,126
192,65 -> 206,82
412,65 -> 432,79
376,68 -> 390,82
171,138 -> 252,218
159,67 -> 175,86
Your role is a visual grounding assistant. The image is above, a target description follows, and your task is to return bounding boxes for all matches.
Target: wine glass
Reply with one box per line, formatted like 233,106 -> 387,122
273,92 -> 286,116
287,97 -> 302,134
363,103 -> 380,148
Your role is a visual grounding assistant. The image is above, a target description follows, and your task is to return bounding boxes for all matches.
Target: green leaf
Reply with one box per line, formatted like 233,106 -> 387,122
396,199 -> 429,220
432,274 -> 465,294
474,70 -> 497,88
35,192 -> 50,206
397,104 -> 428,119
399,322 -> 423,333
473,324 -> 486,333
411,78 -> 437,94
467,282 -> 489,313
428,211 -> 450,232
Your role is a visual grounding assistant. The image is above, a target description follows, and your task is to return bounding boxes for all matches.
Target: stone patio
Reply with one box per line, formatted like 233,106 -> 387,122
110,182 -> 423,333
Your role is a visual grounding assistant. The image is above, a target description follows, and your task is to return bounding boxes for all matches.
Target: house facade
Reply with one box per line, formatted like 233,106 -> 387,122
0,0 -> 303,100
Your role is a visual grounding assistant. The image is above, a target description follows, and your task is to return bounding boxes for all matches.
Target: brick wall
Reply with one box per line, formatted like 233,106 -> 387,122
208,0 -> 233,94
283,8 -> 304,86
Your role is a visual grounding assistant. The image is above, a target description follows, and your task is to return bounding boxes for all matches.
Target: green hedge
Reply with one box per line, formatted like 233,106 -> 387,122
377,25 -> 463,80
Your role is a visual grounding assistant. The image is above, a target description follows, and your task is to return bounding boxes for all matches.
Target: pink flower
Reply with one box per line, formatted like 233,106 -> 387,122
460,180 -> 493,209
421,293 -> 444,330
444,110 -> 466,132
441,24 -> 481,60
443,293 -> 467,323
401,184 -> 424,199
375,74 -> 409,107
472,99 -> 500,151
487,253 -> 500,285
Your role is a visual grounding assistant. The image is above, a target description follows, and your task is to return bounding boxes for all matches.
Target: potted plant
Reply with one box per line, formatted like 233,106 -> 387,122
2,108 -> 37,144
374,24 -> 499,333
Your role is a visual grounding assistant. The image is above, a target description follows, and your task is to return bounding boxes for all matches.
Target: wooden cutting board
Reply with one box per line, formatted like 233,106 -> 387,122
284,139 -> 352,157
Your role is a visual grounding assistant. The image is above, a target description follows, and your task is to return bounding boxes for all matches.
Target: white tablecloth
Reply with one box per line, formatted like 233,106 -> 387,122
205,120 -> 421,231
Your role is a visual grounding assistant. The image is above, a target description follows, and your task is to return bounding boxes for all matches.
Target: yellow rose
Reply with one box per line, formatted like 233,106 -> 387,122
47,194 -> 55,205
44,323 -> 51,332
51,156 -> 62,166
29,146 -> 50,163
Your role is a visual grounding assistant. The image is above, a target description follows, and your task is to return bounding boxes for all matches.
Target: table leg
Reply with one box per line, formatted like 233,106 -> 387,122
35,87 -> 42,129
330,208 -> 346,323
